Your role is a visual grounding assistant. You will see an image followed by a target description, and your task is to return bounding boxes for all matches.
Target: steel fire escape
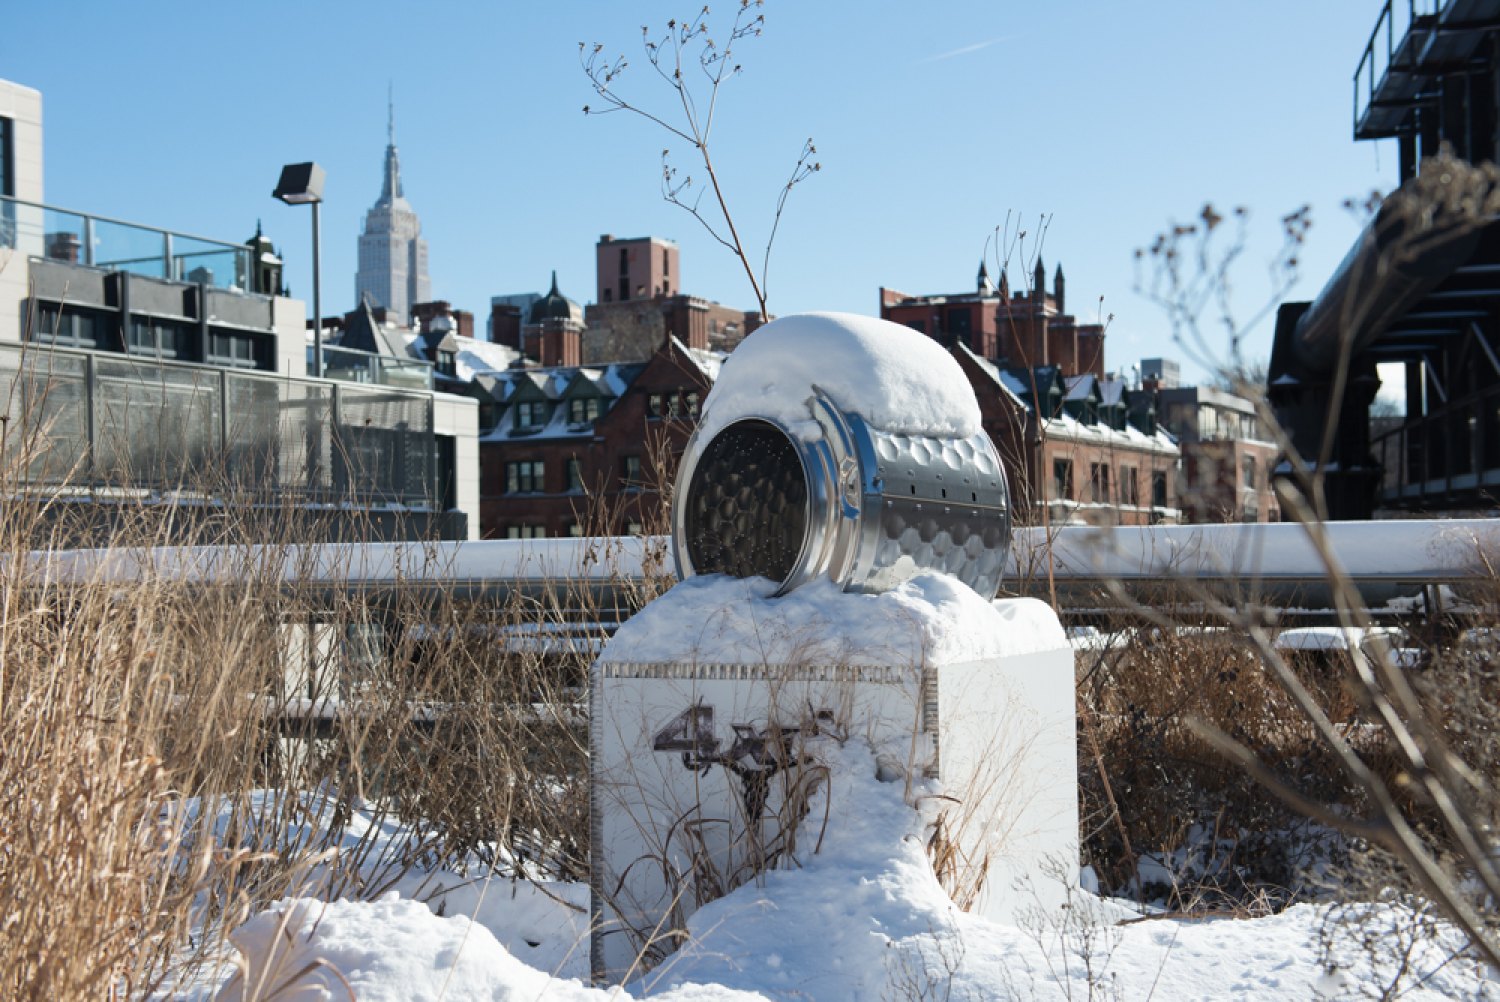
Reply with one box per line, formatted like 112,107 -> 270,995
1270,0 -> 1500,518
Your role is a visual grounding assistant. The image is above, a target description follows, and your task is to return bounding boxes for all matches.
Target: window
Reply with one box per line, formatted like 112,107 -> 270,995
1089,463 -> 1110,503
514,400 -> 547,429
506,460 -> 545,493
603,288 -> 612,303
622,454 -> 642,488
1242,455 -> 1257,491
568,522 -> 585,537
208,330 -> 260,369
1152,470 -> 1169,508
1121,466 -> 1139,506
619,247 -> 629,275
566,457 -> 583,491
626,520 -> 644,536
505,524 -> 547,539
619,278 -> 630,302
436,349 -> 457,377
685,391 -> 700,418
35,305 -> 103,349
568,396 -> 600,424
1052,459 -> 1073,501
648,393 -> 665,418
0,115 -> 12,200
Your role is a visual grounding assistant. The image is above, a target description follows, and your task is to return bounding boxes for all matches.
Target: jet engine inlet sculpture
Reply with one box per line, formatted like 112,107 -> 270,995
671,316 -> 1012,600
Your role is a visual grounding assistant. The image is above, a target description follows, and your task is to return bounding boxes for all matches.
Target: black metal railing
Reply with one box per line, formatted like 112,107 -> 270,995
1372,381 -> 1500,505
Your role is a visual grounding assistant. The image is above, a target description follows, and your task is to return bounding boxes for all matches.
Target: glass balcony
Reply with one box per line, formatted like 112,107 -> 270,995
0,195 -> 251,291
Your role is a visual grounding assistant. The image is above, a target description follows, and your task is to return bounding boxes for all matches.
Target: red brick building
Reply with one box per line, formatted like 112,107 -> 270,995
1157,385 -> 1280,522
595,235 -> 678,304
883,265 -> 1177,525
477,336 -> 719,538
881,259 -> 1105,378
954,348 -> 1181,526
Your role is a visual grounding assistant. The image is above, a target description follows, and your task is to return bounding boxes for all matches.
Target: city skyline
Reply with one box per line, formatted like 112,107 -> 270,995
3,1 -> 1395,387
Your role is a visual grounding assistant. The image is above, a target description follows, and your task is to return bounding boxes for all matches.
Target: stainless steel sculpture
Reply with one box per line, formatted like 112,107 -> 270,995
672,388 -> 1011,600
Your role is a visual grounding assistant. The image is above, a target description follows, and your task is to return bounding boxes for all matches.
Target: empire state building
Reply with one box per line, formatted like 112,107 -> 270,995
355,102 -> 430,324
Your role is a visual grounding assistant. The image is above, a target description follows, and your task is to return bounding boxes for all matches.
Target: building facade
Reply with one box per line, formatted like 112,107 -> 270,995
955,348 -> 1181,527
1158,385 -> 1280,522
0,77 -> 478,541
883,265 -> 1174,525
478,336 -> 720,539
355,102 -> 430,325
881,259 -> 1106,377
595,234 -> 678,304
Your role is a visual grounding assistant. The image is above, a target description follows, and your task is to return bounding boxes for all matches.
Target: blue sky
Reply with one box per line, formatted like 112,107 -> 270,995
5,1 -> 1395,386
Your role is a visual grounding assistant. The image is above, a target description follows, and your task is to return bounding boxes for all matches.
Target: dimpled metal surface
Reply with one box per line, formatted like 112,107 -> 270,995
682,419 -> 808,582
861,426 -> 1010,597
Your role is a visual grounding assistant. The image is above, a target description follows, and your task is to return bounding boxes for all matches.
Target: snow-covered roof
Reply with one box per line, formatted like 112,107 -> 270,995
679,338 -> 728,383
954,344 -> 1027,410
1041,410 -> 1179,454
479,361 -> 648,442
1065,374 -> 1097,402
447,335 -> 523,381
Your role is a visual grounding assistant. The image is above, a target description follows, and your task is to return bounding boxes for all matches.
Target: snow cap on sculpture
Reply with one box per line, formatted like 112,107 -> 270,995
672,311 -> 1012,600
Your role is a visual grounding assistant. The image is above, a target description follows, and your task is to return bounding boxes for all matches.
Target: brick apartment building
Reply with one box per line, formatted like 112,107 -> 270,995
883,264 -> 1180,526
881,259 -> 1106,377
1157,384 -> 1280,522
461,272 -> 727,538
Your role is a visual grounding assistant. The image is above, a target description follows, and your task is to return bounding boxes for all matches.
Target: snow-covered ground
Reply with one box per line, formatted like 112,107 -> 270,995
195,740 -> 1492,1001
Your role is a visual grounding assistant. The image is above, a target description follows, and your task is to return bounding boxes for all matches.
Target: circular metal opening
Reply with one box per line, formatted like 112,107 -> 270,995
682,419 -> 808,584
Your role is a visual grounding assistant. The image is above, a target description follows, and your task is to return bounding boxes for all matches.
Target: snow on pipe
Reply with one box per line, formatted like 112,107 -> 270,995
24,519 -> 1499,590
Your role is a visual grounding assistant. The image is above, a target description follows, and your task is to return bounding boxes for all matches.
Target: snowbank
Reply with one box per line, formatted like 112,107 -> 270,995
206,742 -> 1489,1000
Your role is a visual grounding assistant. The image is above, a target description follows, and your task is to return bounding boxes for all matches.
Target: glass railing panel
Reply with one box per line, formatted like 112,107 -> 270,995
0,343 -> 93,485
172,233 -> 248,290
91,354 -> 223,489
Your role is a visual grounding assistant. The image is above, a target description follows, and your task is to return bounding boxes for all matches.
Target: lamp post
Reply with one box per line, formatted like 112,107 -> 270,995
272,162 -> 327,377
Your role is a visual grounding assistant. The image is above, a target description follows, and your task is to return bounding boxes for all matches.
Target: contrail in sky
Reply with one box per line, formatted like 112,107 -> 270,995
917,36 -> 1012,64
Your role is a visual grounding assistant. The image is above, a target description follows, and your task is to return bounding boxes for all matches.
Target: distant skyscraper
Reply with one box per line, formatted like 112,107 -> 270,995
355,96 -> 430,324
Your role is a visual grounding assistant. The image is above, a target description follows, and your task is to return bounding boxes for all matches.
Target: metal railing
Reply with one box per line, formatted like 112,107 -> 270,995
1353,0 -> 1440,136
36,518 -> 1500,625
0,342 -> 437,508
322,344 -> 434,391
1372,382 -> 1500,506
0,195 -> 252,291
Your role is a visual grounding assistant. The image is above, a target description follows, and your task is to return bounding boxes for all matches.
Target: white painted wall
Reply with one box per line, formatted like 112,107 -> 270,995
0,78 -> 43,346
433,391 -> 480,539
0,78 -> 43,202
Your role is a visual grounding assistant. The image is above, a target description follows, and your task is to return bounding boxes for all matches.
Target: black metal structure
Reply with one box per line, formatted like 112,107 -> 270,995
1271,0 -> 1500,518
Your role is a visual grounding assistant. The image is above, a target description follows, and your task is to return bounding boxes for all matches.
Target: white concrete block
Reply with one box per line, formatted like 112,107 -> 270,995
589,582 -> 1077,981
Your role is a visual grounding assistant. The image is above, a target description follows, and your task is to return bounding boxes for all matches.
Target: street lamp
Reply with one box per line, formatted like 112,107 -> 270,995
272,162 -> 326,377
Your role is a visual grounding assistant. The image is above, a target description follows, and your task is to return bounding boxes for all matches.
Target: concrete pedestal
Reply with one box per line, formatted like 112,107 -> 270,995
588,577 -> 1076,982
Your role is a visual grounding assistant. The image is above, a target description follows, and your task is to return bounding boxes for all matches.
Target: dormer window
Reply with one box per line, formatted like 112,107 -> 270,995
515,400 -> 547,429
437,349 -> 457,377
568,396 -> 601,424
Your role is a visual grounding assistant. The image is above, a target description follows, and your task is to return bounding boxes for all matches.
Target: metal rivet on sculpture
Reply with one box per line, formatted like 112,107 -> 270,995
671,312 -> 1012,599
